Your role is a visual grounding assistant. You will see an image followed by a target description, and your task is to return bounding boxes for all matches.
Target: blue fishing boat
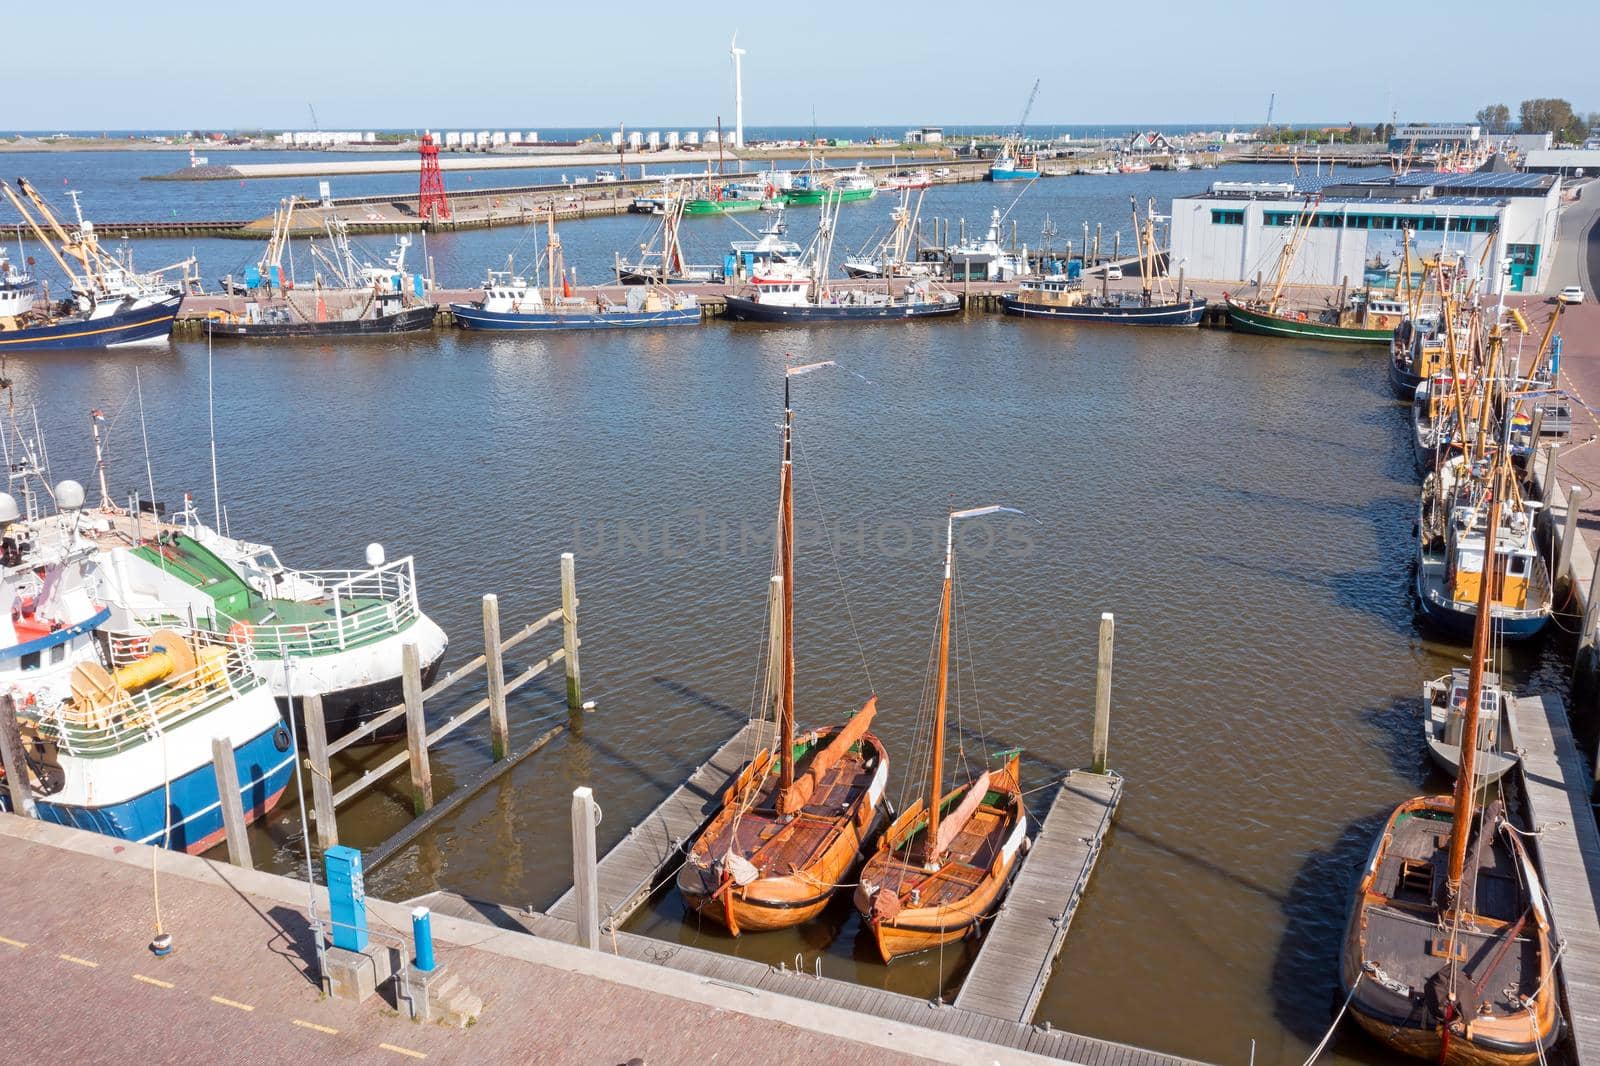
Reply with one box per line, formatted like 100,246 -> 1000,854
0,179 -> 183,351
452,273 -> 699,331
0,482 -> 293,852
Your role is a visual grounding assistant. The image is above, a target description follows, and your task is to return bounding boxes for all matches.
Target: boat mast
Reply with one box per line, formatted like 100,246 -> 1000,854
778,374 -> 797,796
1446,451 -> 1504,913
924,512 -> 956,856
1265,195 -> 1321,315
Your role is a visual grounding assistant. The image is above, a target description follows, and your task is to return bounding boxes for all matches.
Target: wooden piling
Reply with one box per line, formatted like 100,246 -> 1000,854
1092,612 -> 1114,774
210,735 -> 253,868
303,693 -> 339,850
561,553 -> 582,711
571,786 -> 601,948
483,593 -> 509,760
403,643 -> 434,815
0,695 -> 37,819
1585,553 -> 1600,651
1561,485 -> 1590,594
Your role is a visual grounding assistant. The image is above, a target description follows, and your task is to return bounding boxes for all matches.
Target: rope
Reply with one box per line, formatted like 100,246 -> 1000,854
791,426 -> 874,694
151,720 -> 172,939
1301,972 -> 1362,1065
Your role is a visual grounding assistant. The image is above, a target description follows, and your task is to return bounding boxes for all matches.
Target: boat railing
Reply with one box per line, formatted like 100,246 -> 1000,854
238,556 -> 421,659
38,633 -> 262,758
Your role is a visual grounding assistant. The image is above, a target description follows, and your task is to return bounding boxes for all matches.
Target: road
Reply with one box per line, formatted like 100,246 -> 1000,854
1549,180 -> 1600,294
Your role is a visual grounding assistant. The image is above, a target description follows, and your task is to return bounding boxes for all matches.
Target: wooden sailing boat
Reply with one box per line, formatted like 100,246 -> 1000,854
853,506 -> 1028,963
675,363 -> 888,935
1342,452 -> 1561,1064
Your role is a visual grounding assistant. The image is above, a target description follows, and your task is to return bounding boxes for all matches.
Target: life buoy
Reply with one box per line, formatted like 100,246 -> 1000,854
227,621 -> 255,647
1298,312 -> 1308,321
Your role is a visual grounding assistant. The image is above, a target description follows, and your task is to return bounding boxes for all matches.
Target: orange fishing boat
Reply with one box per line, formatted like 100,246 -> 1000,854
854,506 -> 1029,963
676,362 -> 888,935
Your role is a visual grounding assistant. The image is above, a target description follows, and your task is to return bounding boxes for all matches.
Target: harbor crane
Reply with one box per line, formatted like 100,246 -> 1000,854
1010,79 -> 1040,143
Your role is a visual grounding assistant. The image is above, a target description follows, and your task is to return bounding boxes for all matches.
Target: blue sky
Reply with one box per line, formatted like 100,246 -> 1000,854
13,1 -> 1598,130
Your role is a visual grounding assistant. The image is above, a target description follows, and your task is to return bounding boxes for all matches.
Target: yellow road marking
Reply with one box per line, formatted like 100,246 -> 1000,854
379,1044 -> 427,1060
210,995 -> 255,1012
134,974 -> 175,989
292,1019 -> 339,1035
58,954 -> 98,968
0,936 -> 27,948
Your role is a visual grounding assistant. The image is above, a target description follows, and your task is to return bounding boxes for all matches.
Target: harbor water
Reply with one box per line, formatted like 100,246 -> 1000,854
2,149 -> 1578,1064
4,312 -> 1575,1065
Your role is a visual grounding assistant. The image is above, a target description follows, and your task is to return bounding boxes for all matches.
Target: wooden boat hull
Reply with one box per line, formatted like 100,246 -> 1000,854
854,756 -> 1027,963
1339,796 -> 1561,1066
1224,300 -> 1391,344
677,727 -> 889,935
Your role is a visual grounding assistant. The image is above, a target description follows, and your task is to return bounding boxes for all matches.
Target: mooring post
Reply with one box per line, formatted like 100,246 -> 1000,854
1584,552 -> 1600,651
1092,612 -> 1114,774
561,553 -> 583,711
403,642 -> 434,815
1560,484 -> 1590,594
210,735 -> 253,868
0,695 -> 38,819
303,693 -> 339,850
483,593 -> 509,760
571,786 -> 601,949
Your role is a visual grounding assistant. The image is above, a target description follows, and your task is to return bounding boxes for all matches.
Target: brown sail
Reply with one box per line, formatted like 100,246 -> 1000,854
676,365 -> 887,936
854,505 -> 1029,963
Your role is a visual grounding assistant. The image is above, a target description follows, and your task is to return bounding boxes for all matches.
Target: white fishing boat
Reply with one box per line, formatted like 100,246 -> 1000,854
943,207 -> 1029,282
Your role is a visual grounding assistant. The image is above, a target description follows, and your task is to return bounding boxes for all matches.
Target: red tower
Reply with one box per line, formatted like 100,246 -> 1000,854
417,133 -> 451,222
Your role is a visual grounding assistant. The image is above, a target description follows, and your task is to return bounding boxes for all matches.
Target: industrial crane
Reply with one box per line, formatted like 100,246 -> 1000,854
1010,79 -> 1040,144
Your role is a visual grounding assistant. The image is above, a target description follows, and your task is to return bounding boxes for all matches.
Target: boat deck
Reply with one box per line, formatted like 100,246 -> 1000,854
953,770 -> 1123,1022
1514,691 -> 1600,1063
415,889 -> 1209,1065
546,719 -> 766,927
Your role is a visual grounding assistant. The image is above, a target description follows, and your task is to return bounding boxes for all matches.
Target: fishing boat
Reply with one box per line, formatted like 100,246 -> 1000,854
728,209 -> 805,278
1083,164 -> 1113,176
943,206 -> 1030,282
841,189 -> 938,280
1001,198 -> 1205,325
1422,668 -> 1518,783
615,191 -> 725,285
1224,196 -> 1404,344
785,165 -> 877,206
206,217 -> 436,339
1341,457 -> 1561,1064
1172,154 -> 1194,171
677,363 -> 888,934
0,480 -> 293,852
684,177 -> 779,215
1411,374 -> 1474,472
988,84 -> 1042,182
1416,418 -> 1551,641
882,168 -> 933,190
461,217 -> 698,330
0,178 -> 183,350
1117,158 -> 1151,174
854,506 -> 1029,963
724,196 -> 961,323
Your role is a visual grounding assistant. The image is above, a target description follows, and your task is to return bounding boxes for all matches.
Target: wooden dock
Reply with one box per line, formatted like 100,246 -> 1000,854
546,719 -> 765,928
415,889 -> 1208,1066
954,770 -> 1123,1022
1514,692 -> 1600,1065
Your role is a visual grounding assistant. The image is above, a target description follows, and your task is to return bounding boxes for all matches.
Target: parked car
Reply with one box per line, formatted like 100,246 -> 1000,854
1557,286 -> 1585,305
1105,266 -> 1124,280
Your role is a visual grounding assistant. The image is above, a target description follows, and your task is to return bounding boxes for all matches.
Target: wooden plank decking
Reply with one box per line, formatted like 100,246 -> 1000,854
1514,692 -> 1600,1065
413,889 -> 1207,1065
546,719 -> 765,927
954,770 -> 1123,1022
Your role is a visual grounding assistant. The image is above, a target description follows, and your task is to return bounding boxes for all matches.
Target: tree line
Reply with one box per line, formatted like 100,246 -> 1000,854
1475,100 -> 1597,142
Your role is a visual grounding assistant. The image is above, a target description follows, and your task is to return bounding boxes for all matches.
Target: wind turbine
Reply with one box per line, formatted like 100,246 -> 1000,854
730,34 -> 746,149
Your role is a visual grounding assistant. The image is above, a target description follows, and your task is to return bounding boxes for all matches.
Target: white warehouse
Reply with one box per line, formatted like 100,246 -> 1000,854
1169,170 -> 1562,295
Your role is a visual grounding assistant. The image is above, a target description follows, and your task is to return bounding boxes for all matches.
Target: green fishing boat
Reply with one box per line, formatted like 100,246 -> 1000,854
1224,193 -> 1403,345
785,165 -> 877,207
683,180 -> 778,215
1224,296 -> 1403,344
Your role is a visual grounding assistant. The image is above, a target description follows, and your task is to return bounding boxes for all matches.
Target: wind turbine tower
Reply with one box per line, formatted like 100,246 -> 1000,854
730,34 -> 746,149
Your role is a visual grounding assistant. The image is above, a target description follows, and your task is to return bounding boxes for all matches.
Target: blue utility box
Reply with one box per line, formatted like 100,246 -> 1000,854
325,845 -> 369,952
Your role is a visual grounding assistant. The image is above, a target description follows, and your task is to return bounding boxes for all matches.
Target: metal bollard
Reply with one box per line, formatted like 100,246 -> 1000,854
411,906 -> 436,972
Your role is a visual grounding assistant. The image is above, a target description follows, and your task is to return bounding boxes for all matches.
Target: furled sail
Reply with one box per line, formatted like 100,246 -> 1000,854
931,770 -> 991,858
777,697 -> 876,814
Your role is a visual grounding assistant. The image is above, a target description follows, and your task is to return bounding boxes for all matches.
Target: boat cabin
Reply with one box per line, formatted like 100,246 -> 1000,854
1445,498 -> 1548,614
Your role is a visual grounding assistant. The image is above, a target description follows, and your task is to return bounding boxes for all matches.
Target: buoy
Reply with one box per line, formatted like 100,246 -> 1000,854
149,933 -> 173,957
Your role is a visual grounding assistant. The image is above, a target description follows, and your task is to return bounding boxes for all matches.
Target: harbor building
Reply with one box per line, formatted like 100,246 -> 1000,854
1169,171 -> 1562,294
1388,123 -> 1481,152
904,126 -> 944,144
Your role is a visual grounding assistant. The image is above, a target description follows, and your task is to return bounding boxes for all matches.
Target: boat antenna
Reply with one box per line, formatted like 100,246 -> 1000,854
135,366 -> 157,510
206,326 -> 222,528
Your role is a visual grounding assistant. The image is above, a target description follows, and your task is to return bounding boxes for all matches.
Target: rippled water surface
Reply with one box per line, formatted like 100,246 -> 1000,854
7,308 -> 1577,1064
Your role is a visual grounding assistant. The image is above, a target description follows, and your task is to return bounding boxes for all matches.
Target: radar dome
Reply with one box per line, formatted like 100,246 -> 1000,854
0,493 -> 18,523
55,480 -> 86,511
365,542 -> 386,567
